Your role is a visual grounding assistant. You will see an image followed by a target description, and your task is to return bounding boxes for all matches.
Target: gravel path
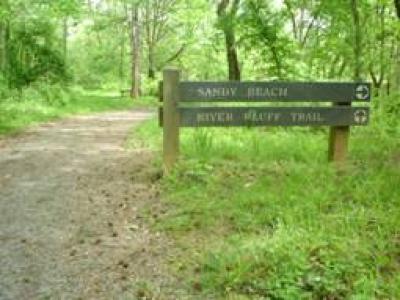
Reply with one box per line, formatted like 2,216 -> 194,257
0,111 -> 178,300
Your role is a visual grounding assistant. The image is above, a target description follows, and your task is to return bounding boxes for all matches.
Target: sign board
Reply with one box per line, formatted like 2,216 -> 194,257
160,68 -> 372,172
180,82 -> 371,102
180,107 -> 369,127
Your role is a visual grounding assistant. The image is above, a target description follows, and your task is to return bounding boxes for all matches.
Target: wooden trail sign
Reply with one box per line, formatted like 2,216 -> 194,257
161,68 -> 371,173
180,107 -> 369,127
180,82 -> 371,102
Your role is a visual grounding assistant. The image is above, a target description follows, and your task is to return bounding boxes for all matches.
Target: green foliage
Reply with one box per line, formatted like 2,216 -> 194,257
130,99 -> 400,298
7,22 -> 67,88
239,0 -> 293,79
0,0 -> 81,89
0,86 -> 135,135
2,0 -> 400,94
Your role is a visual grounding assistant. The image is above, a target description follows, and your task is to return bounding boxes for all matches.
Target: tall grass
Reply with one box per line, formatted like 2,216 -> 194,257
0,84 -> 155,135
131,101 -> 400,299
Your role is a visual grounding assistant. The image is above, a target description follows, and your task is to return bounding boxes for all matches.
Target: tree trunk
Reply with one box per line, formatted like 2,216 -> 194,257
224,28 -> 240,81
393,43 -> 400,93
87,0 -> 93,12
148,44 -> 155,79
119,23 -> 126,87
395,0 -> 400,18
130,4 -> 141,99
0,21 -> 5,74
217,0 -> 241,81
351,0 -> 362,81
393,0 -> 400,92
63,18 -> 68,64
2,20 -> 10,84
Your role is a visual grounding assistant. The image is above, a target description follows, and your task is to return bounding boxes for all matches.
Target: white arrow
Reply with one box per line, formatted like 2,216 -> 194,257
356,85 -> 370,100
354,109 -> 368,124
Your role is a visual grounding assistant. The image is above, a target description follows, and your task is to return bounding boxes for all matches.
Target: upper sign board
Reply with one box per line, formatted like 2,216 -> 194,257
179,82 -> 371,102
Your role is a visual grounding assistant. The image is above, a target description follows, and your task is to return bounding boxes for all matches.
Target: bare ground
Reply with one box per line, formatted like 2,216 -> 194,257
0,111 -> 184,300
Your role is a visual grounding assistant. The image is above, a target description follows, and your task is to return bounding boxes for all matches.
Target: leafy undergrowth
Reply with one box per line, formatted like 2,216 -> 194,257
131,114 -> 400,299
0,86 -> 156,135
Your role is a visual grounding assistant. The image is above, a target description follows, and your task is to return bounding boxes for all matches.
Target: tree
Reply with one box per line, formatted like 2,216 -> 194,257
217,0 -> 241,81
239,0 -> 291,79
351,0 -> 362,81
393,0 -> 400,93
0,3 -> 10,77
131,2 -> 141,98
283,0 -> 322,48
0,0 -> 76,88
143,0 -> 188,80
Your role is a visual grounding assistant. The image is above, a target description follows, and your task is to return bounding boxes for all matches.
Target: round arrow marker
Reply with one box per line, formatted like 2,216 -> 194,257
354,109 -> 368,124
355,85 -> 370,100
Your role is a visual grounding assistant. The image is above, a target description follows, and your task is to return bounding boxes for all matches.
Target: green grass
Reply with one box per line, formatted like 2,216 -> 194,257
0,88 -> 156,135
130,109 -> 400,299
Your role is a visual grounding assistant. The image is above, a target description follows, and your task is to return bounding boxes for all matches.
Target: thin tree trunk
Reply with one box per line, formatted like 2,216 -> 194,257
0,0 -> 7,74
283,0 -> 298,40
87,0 -> 93,12
217,0 -> 241,81
119,24 -> 126,87
351,0 -> 362,81
393,0 -> 400,92
374,4 -> 386,94
144,1 -> 155,79
0,21 -> 5,74
270,45 -> 282,79
63,18 -> 68,64
148,44 -> 155,79
4,20 -> 10,86
224,28 -> 240,81
337,59 -> 347,78
130,4 -> 141,99
395,0 -> 400,18
394,44 -> 400,93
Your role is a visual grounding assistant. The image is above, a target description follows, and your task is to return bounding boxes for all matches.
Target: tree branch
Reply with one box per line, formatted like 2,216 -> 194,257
163,43 -> 187,65
283,0 -> 297,39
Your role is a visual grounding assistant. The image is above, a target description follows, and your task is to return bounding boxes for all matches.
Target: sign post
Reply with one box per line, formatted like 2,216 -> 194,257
162,68 -> 180,173
160,69 -> 371,171
328,83 -> 370,164
328,103 -> 351,164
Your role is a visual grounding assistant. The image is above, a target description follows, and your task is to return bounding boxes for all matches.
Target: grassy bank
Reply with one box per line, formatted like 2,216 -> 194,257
0,86 -> 156,135
130,106 -> 400,299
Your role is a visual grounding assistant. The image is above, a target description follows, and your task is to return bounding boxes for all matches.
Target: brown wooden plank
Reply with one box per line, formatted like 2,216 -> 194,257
328,102 -> 352,164
179,82 -> 371,102
158,81 -> 163,102
159,107 -> 163,127
179,106 -> 369,127
163,69 -> 180,173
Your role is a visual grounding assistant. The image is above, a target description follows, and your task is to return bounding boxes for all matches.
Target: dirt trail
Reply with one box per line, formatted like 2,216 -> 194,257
0,111 -> 178,300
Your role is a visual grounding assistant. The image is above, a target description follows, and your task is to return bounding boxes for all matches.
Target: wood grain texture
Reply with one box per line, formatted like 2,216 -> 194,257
162,69 -> 180,173
179,107 -> 369,127
180,82 -> 371,102
328,102 -> 351,164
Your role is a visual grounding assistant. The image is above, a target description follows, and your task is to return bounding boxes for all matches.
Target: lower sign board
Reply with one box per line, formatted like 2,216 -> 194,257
179,107 -> 369,127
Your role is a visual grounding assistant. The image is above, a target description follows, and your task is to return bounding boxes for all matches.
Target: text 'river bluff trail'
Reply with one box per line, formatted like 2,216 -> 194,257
179,107 -> 370,127
196,111 -> 323,123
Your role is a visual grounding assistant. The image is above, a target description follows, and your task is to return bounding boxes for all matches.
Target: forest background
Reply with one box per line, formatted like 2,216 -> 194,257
1,0 -> 400,110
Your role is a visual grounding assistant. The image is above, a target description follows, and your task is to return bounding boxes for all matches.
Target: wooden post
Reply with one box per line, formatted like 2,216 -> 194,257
163,68 -> 180,173
328,102 -> 350,164
158,81 -> 163,127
